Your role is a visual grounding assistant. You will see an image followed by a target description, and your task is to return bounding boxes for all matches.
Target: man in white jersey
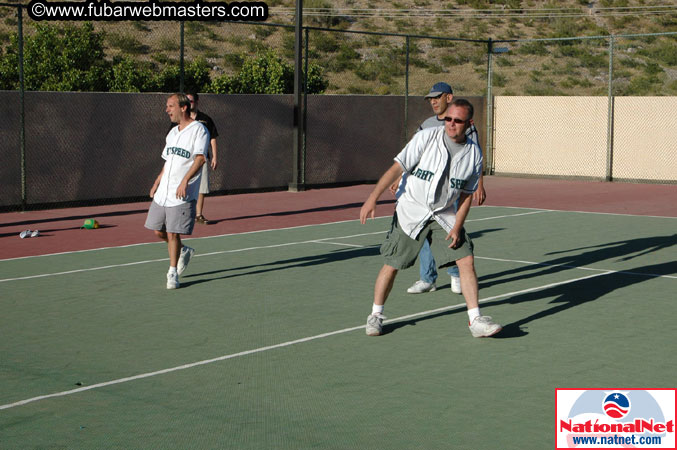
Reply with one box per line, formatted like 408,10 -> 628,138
168,90 -> 219,225
145,93 -> 209,289
360,99 -> 501,338
393,82 -> 486,296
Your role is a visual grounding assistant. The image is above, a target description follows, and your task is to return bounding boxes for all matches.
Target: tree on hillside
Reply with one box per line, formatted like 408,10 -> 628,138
0,23 -> 329,94
210,50 -> 328,94
0,22 -> 110,91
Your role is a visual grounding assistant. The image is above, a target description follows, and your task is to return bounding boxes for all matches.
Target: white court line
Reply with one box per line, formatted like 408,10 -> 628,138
313,241 -> 368,248
480,205 -> 677,220
4,205 -> 674,263
0,231 -> 386,283
0,209 -> 550,263
0,270 -> 611,412
464,210 -> 549,221
476,256 -> 677,280
0,210 -> 550,283
0,217 -> 369,262
4,215 -> 676,283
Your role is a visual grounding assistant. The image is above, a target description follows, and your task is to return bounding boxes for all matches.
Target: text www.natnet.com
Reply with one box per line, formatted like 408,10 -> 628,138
571,434 -> 663,446
28,0 -> 269,21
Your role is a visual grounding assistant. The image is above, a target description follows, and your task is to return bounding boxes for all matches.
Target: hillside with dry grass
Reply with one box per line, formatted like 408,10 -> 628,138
0,0 -> 675,95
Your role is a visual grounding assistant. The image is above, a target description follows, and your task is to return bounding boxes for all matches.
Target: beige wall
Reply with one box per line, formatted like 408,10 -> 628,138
613,97 -> 677,181
493,96 -> 677,183
493,96 -> 608,178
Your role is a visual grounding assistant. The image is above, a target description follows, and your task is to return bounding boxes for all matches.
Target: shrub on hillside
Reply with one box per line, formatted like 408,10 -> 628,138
0,22 -> 110,91
209,50 -> 328,94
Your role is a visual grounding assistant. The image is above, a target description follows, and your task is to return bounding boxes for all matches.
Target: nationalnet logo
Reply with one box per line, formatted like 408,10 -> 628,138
556,389 -> 676,449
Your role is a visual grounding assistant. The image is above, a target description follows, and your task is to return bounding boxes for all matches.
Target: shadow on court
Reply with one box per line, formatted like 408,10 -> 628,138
181,245 -> 381,287
479,233 -> 677,291
0,224 -> 117,238
182,227 -> 503,289
208,199 -> 396,224
0,209 -> 146,228
384,234 -> 676,338
384,260 -> 675,338
490,259 -> 676,338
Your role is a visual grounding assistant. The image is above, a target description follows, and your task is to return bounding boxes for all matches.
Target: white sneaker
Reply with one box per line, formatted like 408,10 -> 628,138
366,313 -> 385,336
167,271 -> 179,289
177,246 -> 195,275
451,275 -> 462,294
407,280 -> 437,294
469,316 -> 502,338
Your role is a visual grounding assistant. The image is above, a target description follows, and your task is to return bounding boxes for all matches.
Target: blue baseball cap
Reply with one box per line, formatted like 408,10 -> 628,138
424,82 -> 453,98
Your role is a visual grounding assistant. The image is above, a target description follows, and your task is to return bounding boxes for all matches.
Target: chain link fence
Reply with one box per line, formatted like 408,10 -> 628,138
0,4 -> 676,209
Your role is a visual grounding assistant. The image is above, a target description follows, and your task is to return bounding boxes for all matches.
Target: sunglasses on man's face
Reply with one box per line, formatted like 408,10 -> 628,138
444,117 -> 467,124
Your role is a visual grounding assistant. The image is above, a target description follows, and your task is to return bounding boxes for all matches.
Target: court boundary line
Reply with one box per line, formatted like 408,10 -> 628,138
3,205 -> 675,263
0,270 -> 611,412
475,256 -> 677,279
0,209 -> 549,263
0,217 -> 367,263
0,231 -> 386,283
2,225 -> 675,283
0,210 -> 550,281
484,205 -> 677,220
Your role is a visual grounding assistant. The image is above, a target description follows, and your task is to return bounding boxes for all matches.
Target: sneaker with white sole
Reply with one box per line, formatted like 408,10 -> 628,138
407,280 -> 437,294
469,316 -> 502,338
177,246 -> 195,275
451,275 -> 462,294
366,313 -> 386,336
167,271 -> 180,289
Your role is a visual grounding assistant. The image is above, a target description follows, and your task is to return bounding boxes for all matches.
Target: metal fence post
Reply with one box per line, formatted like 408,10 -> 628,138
404,35 -> 410,143
302,27 -> 308,186
18,5 -> 26,210
289,0 -> 304,191
606,35 -> 615,181
179,21 -> 185,92
485,37 -> 494,175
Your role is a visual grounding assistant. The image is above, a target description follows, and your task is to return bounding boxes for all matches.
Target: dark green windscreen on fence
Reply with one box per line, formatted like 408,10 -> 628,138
0,92 -> 486,209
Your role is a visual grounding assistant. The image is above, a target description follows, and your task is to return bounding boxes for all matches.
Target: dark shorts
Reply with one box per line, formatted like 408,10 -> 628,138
144,200 -> 196,235
380,214 -> 474,270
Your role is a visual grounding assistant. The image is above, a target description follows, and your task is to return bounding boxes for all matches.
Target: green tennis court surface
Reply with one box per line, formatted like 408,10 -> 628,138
1,206 -> 675,449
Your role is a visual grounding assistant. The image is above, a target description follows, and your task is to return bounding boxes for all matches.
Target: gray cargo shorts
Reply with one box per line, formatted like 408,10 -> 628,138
380,214 -> 473,270
144,200 -> 196,235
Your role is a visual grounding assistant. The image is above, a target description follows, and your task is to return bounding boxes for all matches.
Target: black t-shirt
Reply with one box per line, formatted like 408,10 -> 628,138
168,110 -> 219,139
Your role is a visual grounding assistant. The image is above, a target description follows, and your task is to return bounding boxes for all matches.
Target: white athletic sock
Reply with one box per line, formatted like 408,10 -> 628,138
372,304 -> 384,316
168,266 -> 177,274
468,307 -> 480,324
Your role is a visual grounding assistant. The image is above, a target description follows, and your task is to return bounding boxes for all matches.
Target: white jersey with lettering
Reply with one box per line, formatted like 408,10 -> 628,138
153,120 -> 209,208
394,126 -> 482,239
396,116 -> 479,198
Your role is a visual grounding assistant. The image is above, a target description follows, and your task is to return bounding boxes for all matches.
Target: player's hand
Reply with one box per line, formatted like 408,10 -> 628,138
360,198 -> 376,224
389,175 -> 402,196
176,182 -> 188,200
445,229 -> 460,249
149,185 -> 157,198
473,185 -> 486,205
211,158 -> 218,170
